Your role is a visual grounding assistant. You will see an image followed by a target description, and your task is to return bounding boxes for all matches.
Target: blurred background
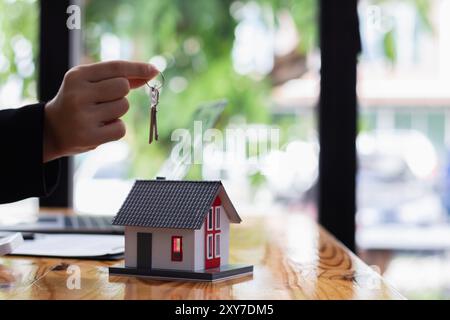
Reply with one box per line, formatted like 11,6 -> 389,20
2,0 -> 450,299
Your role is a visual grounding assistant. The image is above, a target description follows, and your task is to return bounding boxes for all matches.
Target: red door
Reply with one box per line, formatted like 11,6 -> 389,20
205,197 -> 221,269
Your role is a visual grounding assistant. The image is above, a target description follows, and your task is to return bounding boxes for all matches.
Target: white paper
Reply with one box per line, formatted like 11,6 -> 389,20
11,234 -> 124,258
0,233 -> 24,256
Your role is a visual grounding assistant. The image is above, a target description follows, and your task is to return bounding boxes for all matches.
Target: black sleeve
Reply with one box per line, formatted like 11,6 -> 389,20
0,103 -> 60,204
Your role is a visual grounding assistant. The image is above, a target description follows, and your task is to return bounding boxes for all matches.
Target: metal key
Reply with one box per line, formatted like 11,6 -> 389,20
146,72 -> 164,144
149,86 -> 160,144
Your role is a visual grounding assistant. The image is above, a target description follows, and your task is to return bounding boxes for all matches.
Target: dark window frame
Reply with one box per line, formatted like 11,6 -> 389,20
38,0 -> 80,208
318,0 -> 360,252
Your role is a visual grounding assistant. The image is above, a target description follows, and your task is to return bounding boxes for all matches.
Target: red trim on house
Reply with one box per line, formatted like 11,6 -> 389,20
171,236 -> 183,262
205,196 -> 221,269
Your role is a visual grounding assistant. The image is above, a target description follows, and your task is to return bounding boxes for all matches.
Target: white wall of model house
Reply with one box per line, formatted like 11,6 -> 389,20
124,205 -> 230,271
124,225 -> 195,270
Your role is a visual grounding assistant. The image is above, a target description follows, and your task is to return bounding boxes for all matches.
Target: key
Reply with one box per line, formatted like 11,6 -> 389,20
146,72 -> 164,144
149,86 -> 160,144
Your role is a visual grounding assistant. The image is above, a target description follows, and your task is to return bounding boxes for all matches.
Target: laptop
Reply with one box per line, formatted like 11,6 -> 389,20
0,100 -> 227,235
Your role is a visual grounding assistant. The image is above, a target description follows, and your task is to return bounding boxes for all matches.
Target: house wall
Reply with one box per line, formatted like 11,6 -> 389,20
124,226 -> 196,271
194,222 -> 205,270
124,205 -> 231,271
220,206 -> 230,266
193,205 -> 230,270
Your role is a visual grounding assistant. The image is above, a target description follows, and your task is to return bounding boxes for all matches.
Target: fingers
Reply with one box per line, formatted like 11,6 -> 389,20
63,61 -> 157,104
51,61 -> 157,156
95,119 -> 126,145
90,77 -> 130,103
94,98 -> 129,123
129,78 -> 150,89
80,60 -> 159,82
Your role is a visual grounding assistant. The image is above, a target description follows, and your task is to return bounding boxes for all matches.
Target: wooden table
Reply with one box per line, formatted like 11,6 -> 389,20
0,211 -> 404,300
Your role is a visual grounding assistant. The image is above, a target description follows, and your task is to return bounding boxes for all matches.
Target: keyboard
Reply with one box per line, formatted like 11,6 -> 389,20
0,214 -> 124,235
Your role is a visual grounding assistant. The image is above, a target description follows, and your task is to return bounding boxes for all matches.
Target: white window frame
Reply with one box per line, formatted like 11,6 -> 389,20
214,233 -> 221,258
207,208 -> 213,231
207,234 -> 213,259
215,207 -> 221,230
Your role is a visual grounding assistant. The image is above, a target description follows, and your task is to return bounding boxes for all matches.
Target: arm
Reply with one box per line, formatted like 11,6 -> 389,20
0,61 -> 157,204
0,104 -> 60,204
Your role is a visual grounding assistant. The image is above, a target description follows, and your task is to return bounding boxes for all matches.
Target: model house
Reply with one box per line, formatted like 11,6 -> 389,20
109,179 -> 253,281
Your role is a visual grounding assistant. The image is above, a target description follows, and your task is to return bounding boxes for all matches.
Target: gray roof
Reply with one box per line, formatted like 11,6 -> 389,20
112,180 -> 241,229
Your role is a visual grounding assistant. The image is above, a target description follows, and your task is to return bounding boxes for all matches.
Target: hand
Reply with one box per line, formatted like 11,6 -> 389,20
43,60 -> 158,163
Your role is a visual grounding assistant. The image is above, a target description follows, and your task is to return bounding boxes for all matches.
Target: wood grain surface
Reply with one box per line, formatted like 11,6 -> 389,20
0,211 -> 404,300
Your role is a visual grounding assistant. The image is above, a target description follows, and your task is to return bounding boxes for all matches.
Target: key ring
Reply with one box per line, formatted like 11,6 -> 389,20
146,71 -> 165,92
146,72 -> 165,108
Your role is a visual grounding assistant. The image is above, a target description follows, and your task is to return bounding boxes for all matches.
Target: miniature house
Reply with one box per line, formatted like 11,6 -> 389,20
109,179 -> 253,281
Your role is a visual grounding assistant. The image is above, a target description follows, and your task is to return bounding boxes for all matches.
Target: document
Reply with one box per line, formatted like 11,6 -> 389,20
10,234 -> 124,259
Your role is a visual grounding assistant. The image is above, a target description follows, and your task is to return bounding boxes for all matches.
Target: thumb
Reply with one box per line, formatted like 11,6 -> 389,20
129,78 -> 152,89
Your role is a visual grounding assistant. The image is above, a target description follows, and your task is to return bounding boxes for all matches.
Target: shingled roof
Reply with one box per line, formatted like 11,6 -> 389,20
112,180 -> 241,229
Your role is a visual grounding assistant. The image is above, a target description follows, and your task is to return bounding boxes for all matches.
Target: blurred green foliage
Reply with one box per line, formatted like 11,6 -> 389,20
374,0 -> 432,64
84,0 -> 317,178
0,0 -> 38,102
383,29 -> 396,63
0,0 -> 433,180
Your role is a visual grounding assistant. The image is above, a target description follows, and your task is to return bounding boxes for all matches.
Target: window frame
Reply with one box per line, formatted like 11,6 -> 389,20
206,234 -> 213,259
38,0 -> 79,208
215,207 -> 221,230
207,208 -> 213,231
318,0 -> 359,252
214,233 -> 220,258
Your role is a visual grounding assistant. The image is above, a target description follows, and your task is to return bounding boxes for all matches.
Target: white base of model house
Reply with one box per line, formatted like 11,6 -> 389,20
108,264 -> 253,282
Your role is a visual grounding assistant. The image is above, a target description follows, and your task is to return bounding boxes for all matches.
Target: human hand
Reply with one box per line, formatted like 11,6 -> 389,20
43,60 -> 158,163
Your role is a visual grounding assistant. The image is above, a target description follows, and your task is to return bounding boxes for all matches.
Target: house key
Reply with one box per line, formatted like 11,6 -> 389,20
146,72 -> 165,144
149,86 -> 159,143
